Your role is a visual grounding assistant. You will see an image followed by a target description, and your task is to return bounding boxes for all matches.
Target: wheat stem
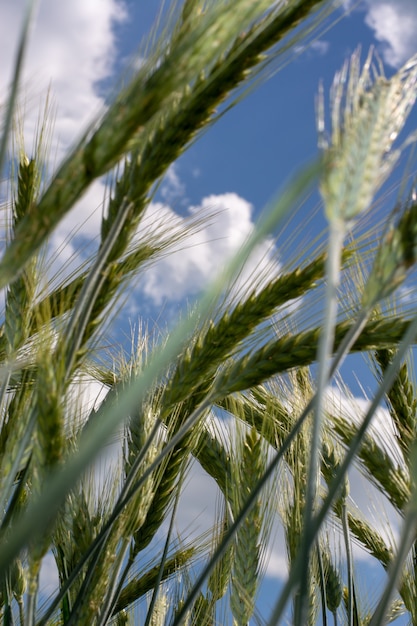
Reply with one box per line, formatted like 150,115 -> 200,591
296,223 -> 345,625
142,473 -> 182,626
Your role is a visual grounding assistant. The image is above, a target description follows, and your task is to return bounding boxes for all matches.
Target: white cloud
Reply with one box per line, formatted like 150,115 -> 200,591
160,164 -> 187,206
0,1 -> 126,284
67,374 -> 109,421
0,0 -> 126,288
175,458 -> 220,535
295,39 -> 329,58
364,0 -> 417,68
264,545 -> 288,580
35,179 -> 106,294
309,40 -> 330,56
39,552 -> 59,596
137,193 -> 280,306
0,0 -> 127,156
33,184 -> 280,323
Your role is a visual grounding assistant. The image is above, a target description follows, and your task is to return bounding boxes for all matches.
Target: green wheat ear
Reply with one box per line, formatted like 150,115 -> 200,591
320,544 -> 343,617
363,193 -> 417,308
320,48 -> 417,224
3,1 -> 417,624
230,426 -> 267,625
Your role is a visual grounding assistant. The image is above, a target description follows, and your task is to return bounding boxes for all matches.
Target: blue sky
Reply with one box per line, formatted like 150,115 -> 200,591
1,0 -> 417,623
2,0 -> 417,317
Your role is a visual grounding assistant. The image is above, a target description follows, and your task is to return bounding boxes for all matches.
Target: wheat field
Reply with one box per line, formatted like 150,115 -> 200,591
0,1 -> 417,624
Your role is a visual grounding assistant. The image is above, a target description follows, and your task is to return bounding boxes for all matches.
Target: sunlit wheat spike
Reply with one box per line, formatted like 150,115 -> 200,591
207,509 -> 235,603
122,406 -> 159,537
162,250 -> 331,410
125,393 -> 211,558
363,195 -> 417,308
9,559 -> 26,625
215,315 -> 414,395
332,414 -> 411,512
374,347 -> 417,464
53,489 -> 96,592
112,550 -> 194,615
0,377 -> 33,496
114,609 -> 129,625
5,156 -> 39,353
58,455 -> 127,625
322,547 -> 343,616
278,379 -> 321,625
346,511 -> 393,569
149,592 -> 169,626
24,337 -> 64,619
180,0 -> 203,25
230,427 -> 266,625
190,592 -> 214,626
132,434 -> 193,555
386,598 -> 407,623
76,517 -> 127,625
342,585 -> 368,626
321,436 -> 343,487
35,338 -> 64,471
13,155 -> 38,223
397,565 -> 417,625
194,425 -> 232,495
319,48 -> 417,224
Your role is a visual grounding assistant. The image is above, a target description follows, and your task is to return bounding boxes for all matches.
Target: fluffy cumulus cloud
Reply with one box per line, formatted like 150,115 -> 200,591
137,193 -> 280,306
364,0 -> 417,68
159,164 -> 187,206
0,0 -> 127,154
0,0 -> 126,284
